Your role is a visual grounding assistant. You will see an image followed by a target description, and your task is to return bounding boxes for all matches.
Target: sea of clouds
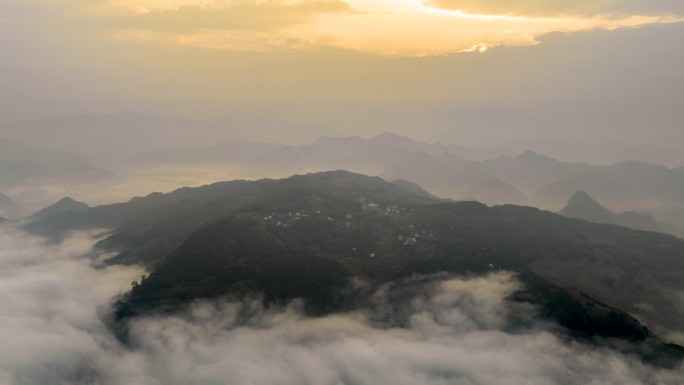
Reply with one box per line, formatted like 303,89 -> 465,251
0,224 -> 682,385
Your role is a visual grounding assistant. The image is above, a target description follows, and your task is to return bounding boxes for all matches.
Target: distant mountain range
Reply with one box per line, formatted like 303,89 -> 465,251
507,138 -> 684,168
216,134 -> 684,220
126,132 -> 684,208
93,131 -> 684,231
0,139 -> 114,218
25,171 -> 684,366
0,138 -> 117,219
5,116 -> 684,229
6,110 -> 684,166
0,138 -> 114,187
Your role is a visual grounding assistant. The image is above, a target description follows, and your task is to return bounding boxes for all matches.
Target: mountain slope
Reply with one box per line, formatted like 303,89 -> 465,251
27,171 -> 684,359
26,171 -> 438,266
98,174 -> 684,365
36,174 -> 674,339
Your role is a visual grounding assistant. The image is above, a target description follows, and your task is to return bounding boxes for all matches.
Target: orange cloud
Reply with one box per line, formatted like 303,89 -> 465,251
33,0 -> 684,56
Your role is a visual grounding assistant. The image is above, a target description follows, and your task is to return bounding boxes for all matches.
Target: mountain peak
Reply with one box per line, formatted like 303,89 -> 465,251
371,132 -> 418,145
517,150 -> 556,163
560,191 -> 664,232
29,197 -> 90,220
567,190 -> 596,204
560,191 -> 614,224
0,192 -> 13,206
55,197 -> 81,205
373,132 -> 407,139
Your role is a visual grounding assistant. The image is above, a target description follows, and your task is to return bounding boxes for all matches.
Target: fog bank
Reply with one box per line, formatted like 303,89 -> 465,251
0,225 -> 681,385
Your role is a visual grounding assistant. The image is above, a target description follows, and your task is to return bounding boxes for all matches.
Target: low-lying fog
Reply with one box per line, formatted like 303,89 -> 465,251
0,224 -> 682,385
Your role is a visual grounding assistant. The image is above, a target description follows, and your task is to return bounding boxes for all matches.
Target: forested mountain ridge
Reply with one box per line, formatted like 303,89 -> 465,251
26,171 -> 684,365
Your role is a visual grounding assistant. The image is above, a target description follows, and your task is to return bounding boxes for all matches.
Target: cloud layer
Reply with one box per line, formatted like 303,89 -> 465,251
6,0 -> 683,57
428,0 -> 684,17
0,226 -> 143,384
105,0 -> 683,56
0,224 -> 683,384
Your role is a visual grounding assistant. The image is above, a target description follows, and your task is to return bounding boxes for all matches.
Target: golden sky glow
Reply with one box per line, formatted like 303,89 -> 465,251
68,0 -> 683,56
2,0 -> 684,159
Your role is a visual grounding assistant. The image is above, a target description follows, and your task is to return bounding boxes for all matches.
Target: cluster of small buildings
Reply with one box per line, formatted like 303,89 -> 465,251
359,200 -> 406,216
261,208 -> 362,229
262,210 -> 314,228
397,226 -> 435,246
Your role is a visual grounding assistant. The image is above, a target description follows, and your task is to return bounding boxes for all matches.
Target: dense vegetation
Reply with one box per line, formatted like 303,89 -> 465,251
27,171 -> 684,365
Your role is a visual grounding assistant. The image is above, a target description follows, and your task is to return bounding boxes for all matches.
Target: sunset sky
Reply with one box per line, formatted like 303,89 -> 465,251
2,0 -> 683,145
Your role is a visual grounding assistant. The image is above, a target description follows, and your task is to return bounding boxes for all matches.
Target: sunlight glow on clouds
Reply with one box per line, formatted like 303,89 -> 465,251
83,0 -> 684,56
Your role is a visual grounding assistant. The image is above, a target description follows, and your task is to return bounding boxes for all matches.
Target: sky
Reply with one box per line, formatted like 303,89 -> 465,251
1,0 -> 684,146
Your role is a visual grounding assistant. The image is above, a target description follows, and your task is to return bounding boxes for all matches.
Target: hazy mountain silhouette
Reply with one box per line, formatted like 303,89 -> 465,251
29,197 -> 90,221
248,133 -> 509,173
509,138 -> 684,168
11,126 -> 684,230
0,192 -> 16,219
120,132 -> 684,232
247,134 -> 537,204
535,161 -> 684,211
560,191 -> 617,223
230,135 -> 684,224
560,191 -> 663,233
0,138 -> 114,188
465,177 -> 529,205
369,132 -> 509,160
0,192 -> 14,207
247,136 -> 684,215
